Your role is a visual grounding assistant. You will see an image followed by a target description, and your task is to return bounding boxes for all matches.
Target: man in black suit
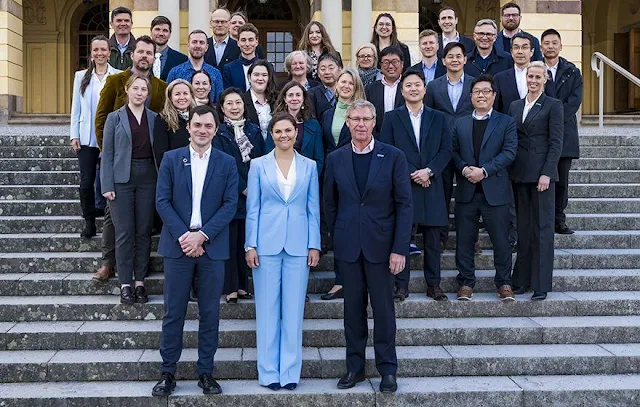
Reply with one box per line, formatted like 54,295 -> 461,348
380,70 -> 451,302
465,19 -> 513,78
324,99 -> 412,393
150,16 -> 188,82
205,8 -> 240,73
425,42 -> 474,250
410,29 -> 446,85
452,74 -> 517,301
309,53 -> 342,119
437,7 -> 475,59
541,28 -> 583,235
494,33 -> 533,113
365,47 -> 405,134
508,62 -> 563,301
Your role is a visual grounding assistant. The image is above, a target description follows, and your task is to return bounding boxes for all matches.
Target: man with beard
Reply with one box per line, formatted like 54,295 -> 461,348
167,30 -> 224,104
92,35 -> 168,282
494,3 -> 542,61
150,15 -> 187,81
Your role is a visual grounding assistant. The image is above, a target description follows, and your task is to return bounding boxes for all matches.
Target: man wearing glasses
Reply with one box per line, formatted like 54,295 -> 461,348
464,19 -> 513,78
495,2 -> 542,61
365,47 -> 406,133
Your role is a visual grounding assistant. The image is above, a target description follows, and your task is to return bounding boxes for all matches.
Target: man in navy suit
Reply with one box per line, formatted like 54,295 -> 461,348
425,42 -> 474,250
324,99 -> 412,393
365,47 -> 406,134
205,8 -> 240,73
437,7 -> 475,60
152,105 -> 239,397
452,74 -> 517,301
410,29 -> 446,85
494,33 -> 534,113
222,23 -> 260,90
150,16 -> 188,82
465,19 -> 513,78
310,53 -> 342,119
380,70 -> 452,302
495,3 -> 542,61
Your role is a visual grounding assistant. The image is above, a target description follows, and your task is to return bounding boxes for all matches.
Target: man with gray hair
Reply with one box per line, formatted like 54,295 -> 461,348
464,19 -> 513,77
324,99 -> 412,393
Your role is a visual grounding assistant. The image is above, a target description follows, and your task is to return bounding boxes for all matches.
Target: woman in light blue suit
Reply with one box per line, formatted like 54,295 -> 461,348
245,111 -> 321,391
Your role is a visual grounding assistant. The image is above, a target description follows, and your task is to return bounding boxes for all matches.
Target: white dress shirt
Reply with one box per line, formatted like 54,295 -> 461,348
523,93 -> 542,122
243,64 -> 251,90
382,77 -> 400,113
408,105 -> 423,150
189,145 -> 211,229
514,65 -> 528,99
351,137 -> 375,154
251,90 -> 272,140
276,155 -> 297,201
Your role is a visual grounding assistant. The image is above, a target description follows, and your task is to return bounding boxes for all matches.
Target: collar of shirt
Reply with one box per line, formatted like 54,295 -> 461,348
472,109 -> 492,120
422,59 -> 438,70
159,46 -> 169,59
443,33 -> 460,44
351,137 -> 375,154
117,37 -> 130,51
447,73 -> 464,86
190,145 -> 212,160
323,85 -> 335,101
214,35 -> 229,46
381,77 -> 400,88
525,93 -> 542,109
514,65 -> 527,74
251,90 -> 268,106
407,104 -> 424,118
501,29 -> 522,39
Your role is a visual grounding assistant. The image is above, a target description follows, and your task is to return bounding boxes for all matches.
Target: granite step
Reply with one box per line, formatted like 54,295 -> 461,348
581,146 -> 640,158
4,315 -> 640,350
0,292 -> 639,322
0,135 -> 70,147
572,158 -> 640,170
0,158 -> 79,171
0,146 -> 76,159
1,343 -> 636,382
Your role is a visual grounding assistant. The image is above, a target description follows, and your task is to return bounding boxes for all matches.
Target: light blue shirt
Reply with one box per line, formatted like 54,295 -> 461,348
422,60 -> 438,85
117,37 -> 130,55
472,109 -> 492,120
447,74 -> 464,112
213,36 -> 229,65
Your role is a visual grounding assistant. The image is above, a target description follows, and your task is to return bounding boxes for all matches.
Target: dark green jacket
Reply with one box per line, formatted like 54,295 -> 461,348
108,34 -> 135,70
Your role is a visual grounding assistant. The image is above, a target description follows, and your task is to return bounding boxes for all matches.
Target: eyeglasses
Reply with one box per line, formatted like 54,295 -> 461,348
377,22 -> 392,27
472,89 -> 494,96
347,117 -> 375,124
381,59 -> 401,67
474,32 -> 496,38
358,54 -> 374,60
211,19 -> 229,25
502,13 -> 521,18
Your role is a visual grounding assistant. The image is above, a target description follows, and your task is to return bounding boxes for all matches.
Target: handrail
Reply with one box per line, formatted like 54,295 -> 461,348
591,52 -> 640,128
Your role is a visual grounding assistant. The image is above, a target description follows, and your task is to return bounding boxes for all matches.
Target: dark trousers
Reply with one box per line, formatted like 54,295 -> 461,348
224,218 -> 249,294
396,225 -> 441,289
76,146 -> 100,219
455,193 -> 512,288
509,198 -> 518,246
95,159 -> 105,210
161,256 -> 225,375
110,159 -> 157,284
512,182 -> 555,293
340,254 -> 397,376
440,160 -> 455,244
555,158 -> 572,224
101,202 -> 116,268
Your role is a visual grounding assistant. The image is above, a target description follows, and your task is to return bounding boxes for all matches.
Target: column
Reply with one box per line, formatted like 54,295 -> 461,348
189,0 -> 210,34
159,0 -> 180,49
351,0 -> 372,62
323,0 -> 343,54
0,0 -> 23,123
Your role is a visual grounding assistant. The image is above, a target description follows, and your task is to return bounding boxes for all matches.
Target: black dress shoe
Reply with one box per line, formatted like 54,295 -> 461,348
512,286 -> 528,295
80,218 -> 96,239
282,383 -> 297,390
198,373 -> 222,394
379,375 -> 398,393
225,295 -> 238,304
305,294 -> 310,303
531,291 -> 547,301
337,371 -> 365,389
393,287 -> 408,302
120,286 -> 134,305
266,382 -> 281,391
151,372 -> 176,396
555,222 -> 575,234
134,286 -> 148,304
321,287 -> 344,300
426,285 -> 449,301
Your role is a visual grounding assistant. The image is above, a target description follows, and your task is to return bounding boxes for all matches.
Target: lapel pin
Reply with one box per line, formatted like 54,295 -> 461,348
183,158 -> 191,166
377,154 -> 384,157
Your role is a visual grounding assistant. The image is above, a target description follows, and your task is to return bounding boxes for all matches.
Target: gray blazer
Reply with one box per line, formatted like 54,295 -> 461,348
100,106 -> 157,193
424,74 -> 474,129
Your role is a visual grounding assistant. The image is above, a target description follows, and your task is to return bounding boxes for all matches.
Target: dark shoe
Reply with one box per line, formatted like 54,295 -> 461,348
337,371 -> 365,389
321,287 -> 344,300
225,294 -> 238,304
93,208 -> 105,218
305,294 -> 310,303
134,285 -> 148,304
474,240 -> 482,254
266,382 -> 281,391
409,243 -> 422,256
393,287 -> 408,302
282,383 -> 297,390
513,286 -> 528,295
120,286 -> 134,305
426,285 -> 449,301
379,375 -> 398,393
497,285 -> 515,301
555,222 -> 575,234
457,285 -> 473,301
151,372 -> 176,396
198,373 -> 222,394
189,288 -> 197,302
237,292 -> 253,300
80,218 -> 96,239
531,291 -> 547,301
92,265 -> 114,282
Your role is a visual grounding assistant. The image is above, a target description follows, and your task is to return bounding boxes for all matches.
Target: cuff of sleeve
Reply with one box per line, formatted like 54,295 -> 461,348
482,167 -> 488,178
199,230 -> 209,241
245,247 -> 255,252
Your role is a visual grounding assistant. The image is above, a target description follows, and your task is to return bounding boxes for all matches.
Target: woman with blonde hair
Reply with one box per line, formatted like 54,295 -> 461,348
354,43 -> 380,88
298,21 -> 342,81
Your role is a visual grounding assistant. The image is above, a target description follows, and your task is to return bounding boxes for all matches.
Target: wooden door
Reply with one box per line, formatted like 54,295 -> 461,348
629,28 -> 640,109
614,32 -> 630,112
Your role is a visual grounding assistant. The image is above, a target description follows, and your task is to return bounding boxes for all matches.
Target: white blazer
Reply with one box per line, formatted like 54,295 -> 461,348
70,64 -> 121,146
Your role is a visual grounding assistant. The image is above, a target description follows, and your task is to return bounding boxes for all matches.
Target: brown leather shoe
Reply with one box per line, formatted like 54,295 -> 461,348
92,265 -> 114,282
426,285 -> 449,301
457,285 -> 473,301
497,285 -> 515,301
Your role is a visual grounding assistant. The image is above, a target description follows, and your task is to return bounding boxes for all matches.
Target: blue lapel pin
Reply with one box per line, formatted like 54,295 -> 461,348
183,157 -> 191,166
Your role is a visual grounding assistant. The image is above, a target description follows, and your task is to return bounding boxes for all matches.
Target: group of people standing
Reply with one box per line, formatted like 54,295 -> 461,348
69,2 -> 582,398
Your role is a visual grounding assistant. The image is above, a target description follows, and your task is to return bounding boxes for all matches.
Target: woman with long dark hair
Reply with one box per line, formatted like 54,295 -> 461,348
298,21 -> 342,81
370,13 -> 411,71
243,60 -> 277,141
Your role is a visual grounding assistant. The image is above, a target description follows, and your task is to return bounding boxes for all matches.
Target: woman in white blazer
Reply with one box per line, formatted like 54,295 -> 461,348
70,35 -> 121,238
245,111 -> 321,390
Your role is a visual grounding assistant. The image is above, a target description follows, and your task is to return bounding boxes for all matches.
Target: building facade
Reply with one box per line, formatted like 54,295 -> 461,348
0,0 -> 638,122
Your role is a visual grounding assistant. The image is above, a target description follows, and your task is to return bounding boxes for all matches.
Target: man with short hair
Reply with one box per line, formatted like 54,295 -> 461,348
365,47 -> 406,133
451,74 -> 517,301
465,19 -> 513,78
309,53 -> 343,119
223,23 -> 260,90
380,70 -> 452,302
410,29 -> 446,85
92,35 -> 168,282
152,104 -> 238,397
494,32 -> 534,113
437,7 -> 475,58
108,6 -> 135,70
495,2 -> 542,61
150,15 -> 188,81
541,28 -> 583,235
167,30 -> 223,103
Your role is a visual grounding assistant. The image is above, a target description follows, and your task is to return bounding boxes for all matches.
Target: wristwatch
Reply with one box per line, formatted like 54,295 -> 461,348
426,168 -> 434,177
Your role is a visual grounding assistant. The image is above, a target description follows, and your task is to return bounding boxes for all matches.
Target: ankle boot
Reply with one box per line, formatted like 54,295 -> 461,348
81,217 -> 96,239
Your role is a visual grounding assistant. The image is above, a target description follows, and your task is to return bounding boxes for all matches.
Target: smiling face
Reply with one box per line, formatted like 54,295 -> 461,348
346,106 -> 376,143
284,85 -> 304,112
419,34 -> 438,59
318,59 -> 340,87
501,7 -> 521,31
229,15 -> 246,38
188,112 -> 217,149
111,12 -> 132,36
132,41 -> 155,72
380,53 -> 402,81
91,39 -> 110,66
401,73 -> 426,103
290,54 -> 308,77
375,16 -> 393,39
336,73 -> 355,101
151,23 -> 170,47
221,92 -> 245,120
438,9 -> 457,35
191,72 -> 211,100
474,23 -> 497,51
356,47 -> 375,69
308,24 -> 323,46
171,83 -> 192,111
471,80 -> 496,111
511,37 -> 533,68
443,45 -> 467,73
270,119 -> 297,151
127,78 -> 149,106
526,66 -> 547,94
238,30 -> 258,57
188,32 -> 208,59
249,65 -> 269,93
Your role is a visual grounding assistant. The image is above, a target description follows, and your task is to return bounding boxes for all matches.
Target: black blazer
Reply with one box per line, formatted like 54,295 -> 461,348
464,48 -> 513,78
309,85 -> 335,119
205,37 -> 267,73
160,48 -> 189,82
152,116 -> 190,167
494,68 -> 521,114
410,60 -> 446,82
242,90 -> 274,133
365,79 -> 405,133
424,74 -> 474,129
508,93 -> 564,183
437,34 -> 475,58
321,107 -> 351,155
495,30 -> 542,61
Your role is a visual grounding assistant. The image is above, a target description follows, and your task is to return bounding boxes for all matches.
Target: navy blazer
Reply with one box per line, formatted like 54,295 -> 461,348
365,79 -> 405,133
156,146 -> 239,260
437,34 -> 475,59
410,60 -> 446,83
464,48 -> 513,78
222,58 -> 254,91
495,30 -> 542,61
424,74 -> 474,129
309,85 -> 335,119
212,121 -> 265,218
452,112 -> 517,206
160,48 -> 189,82
205,37 -> 265,73
379,106 -> 451,227
321,107 -> 351,155
323,140 -> 413,262
508,93 -> 564,183
265,118 -> 324,175
494,68 -> 521,114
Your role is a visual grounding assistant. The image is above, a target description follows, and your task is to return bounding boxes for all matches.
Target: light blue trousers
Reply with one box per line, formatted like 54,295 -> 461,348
253,250 -> 309,386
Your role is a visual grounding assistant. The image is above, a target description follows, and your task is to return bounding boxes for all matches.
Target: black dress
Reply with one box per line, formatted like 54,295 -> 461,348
153,115 -> 190,168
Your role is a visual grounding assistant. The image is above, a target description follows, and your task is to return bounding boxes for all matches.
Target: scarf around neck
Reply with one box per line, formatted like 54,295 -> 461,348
224,117 -> 253,163
359,67 -> 380,88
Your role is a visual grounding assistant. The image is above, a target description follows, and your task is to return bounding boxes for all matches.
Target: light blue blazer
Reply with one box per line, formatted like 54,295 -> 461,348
245,151 -> 321,257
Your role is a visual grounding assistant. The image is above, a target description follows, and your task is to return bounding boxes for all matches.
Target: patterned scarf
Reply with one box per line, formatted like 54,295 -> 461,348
224,117 -> 253,163
178,110 -> 189,121
359,67 -> 380,88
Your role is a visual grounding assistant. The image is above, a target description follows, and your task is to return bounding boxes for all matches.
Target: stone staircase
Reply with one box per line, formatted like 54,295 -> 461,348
2,126 -> 640,406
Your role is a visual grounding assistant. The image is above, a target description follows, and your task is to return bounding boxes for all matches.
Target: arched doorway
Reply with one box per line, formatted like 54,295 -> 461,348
75,2 -> 109,71
419,0 -> 441,32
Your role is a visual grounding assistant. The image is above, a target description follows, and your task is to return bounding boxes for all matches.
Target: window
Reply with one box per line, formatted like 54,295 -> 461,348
266,31 -> 294,73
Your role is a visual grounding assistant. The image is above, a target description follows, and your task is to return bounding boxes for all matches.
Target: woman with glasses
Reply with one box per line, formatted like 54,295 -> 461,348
354,43 -> 380,88
370,13 -> 411,72
298,21 -> 342,81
